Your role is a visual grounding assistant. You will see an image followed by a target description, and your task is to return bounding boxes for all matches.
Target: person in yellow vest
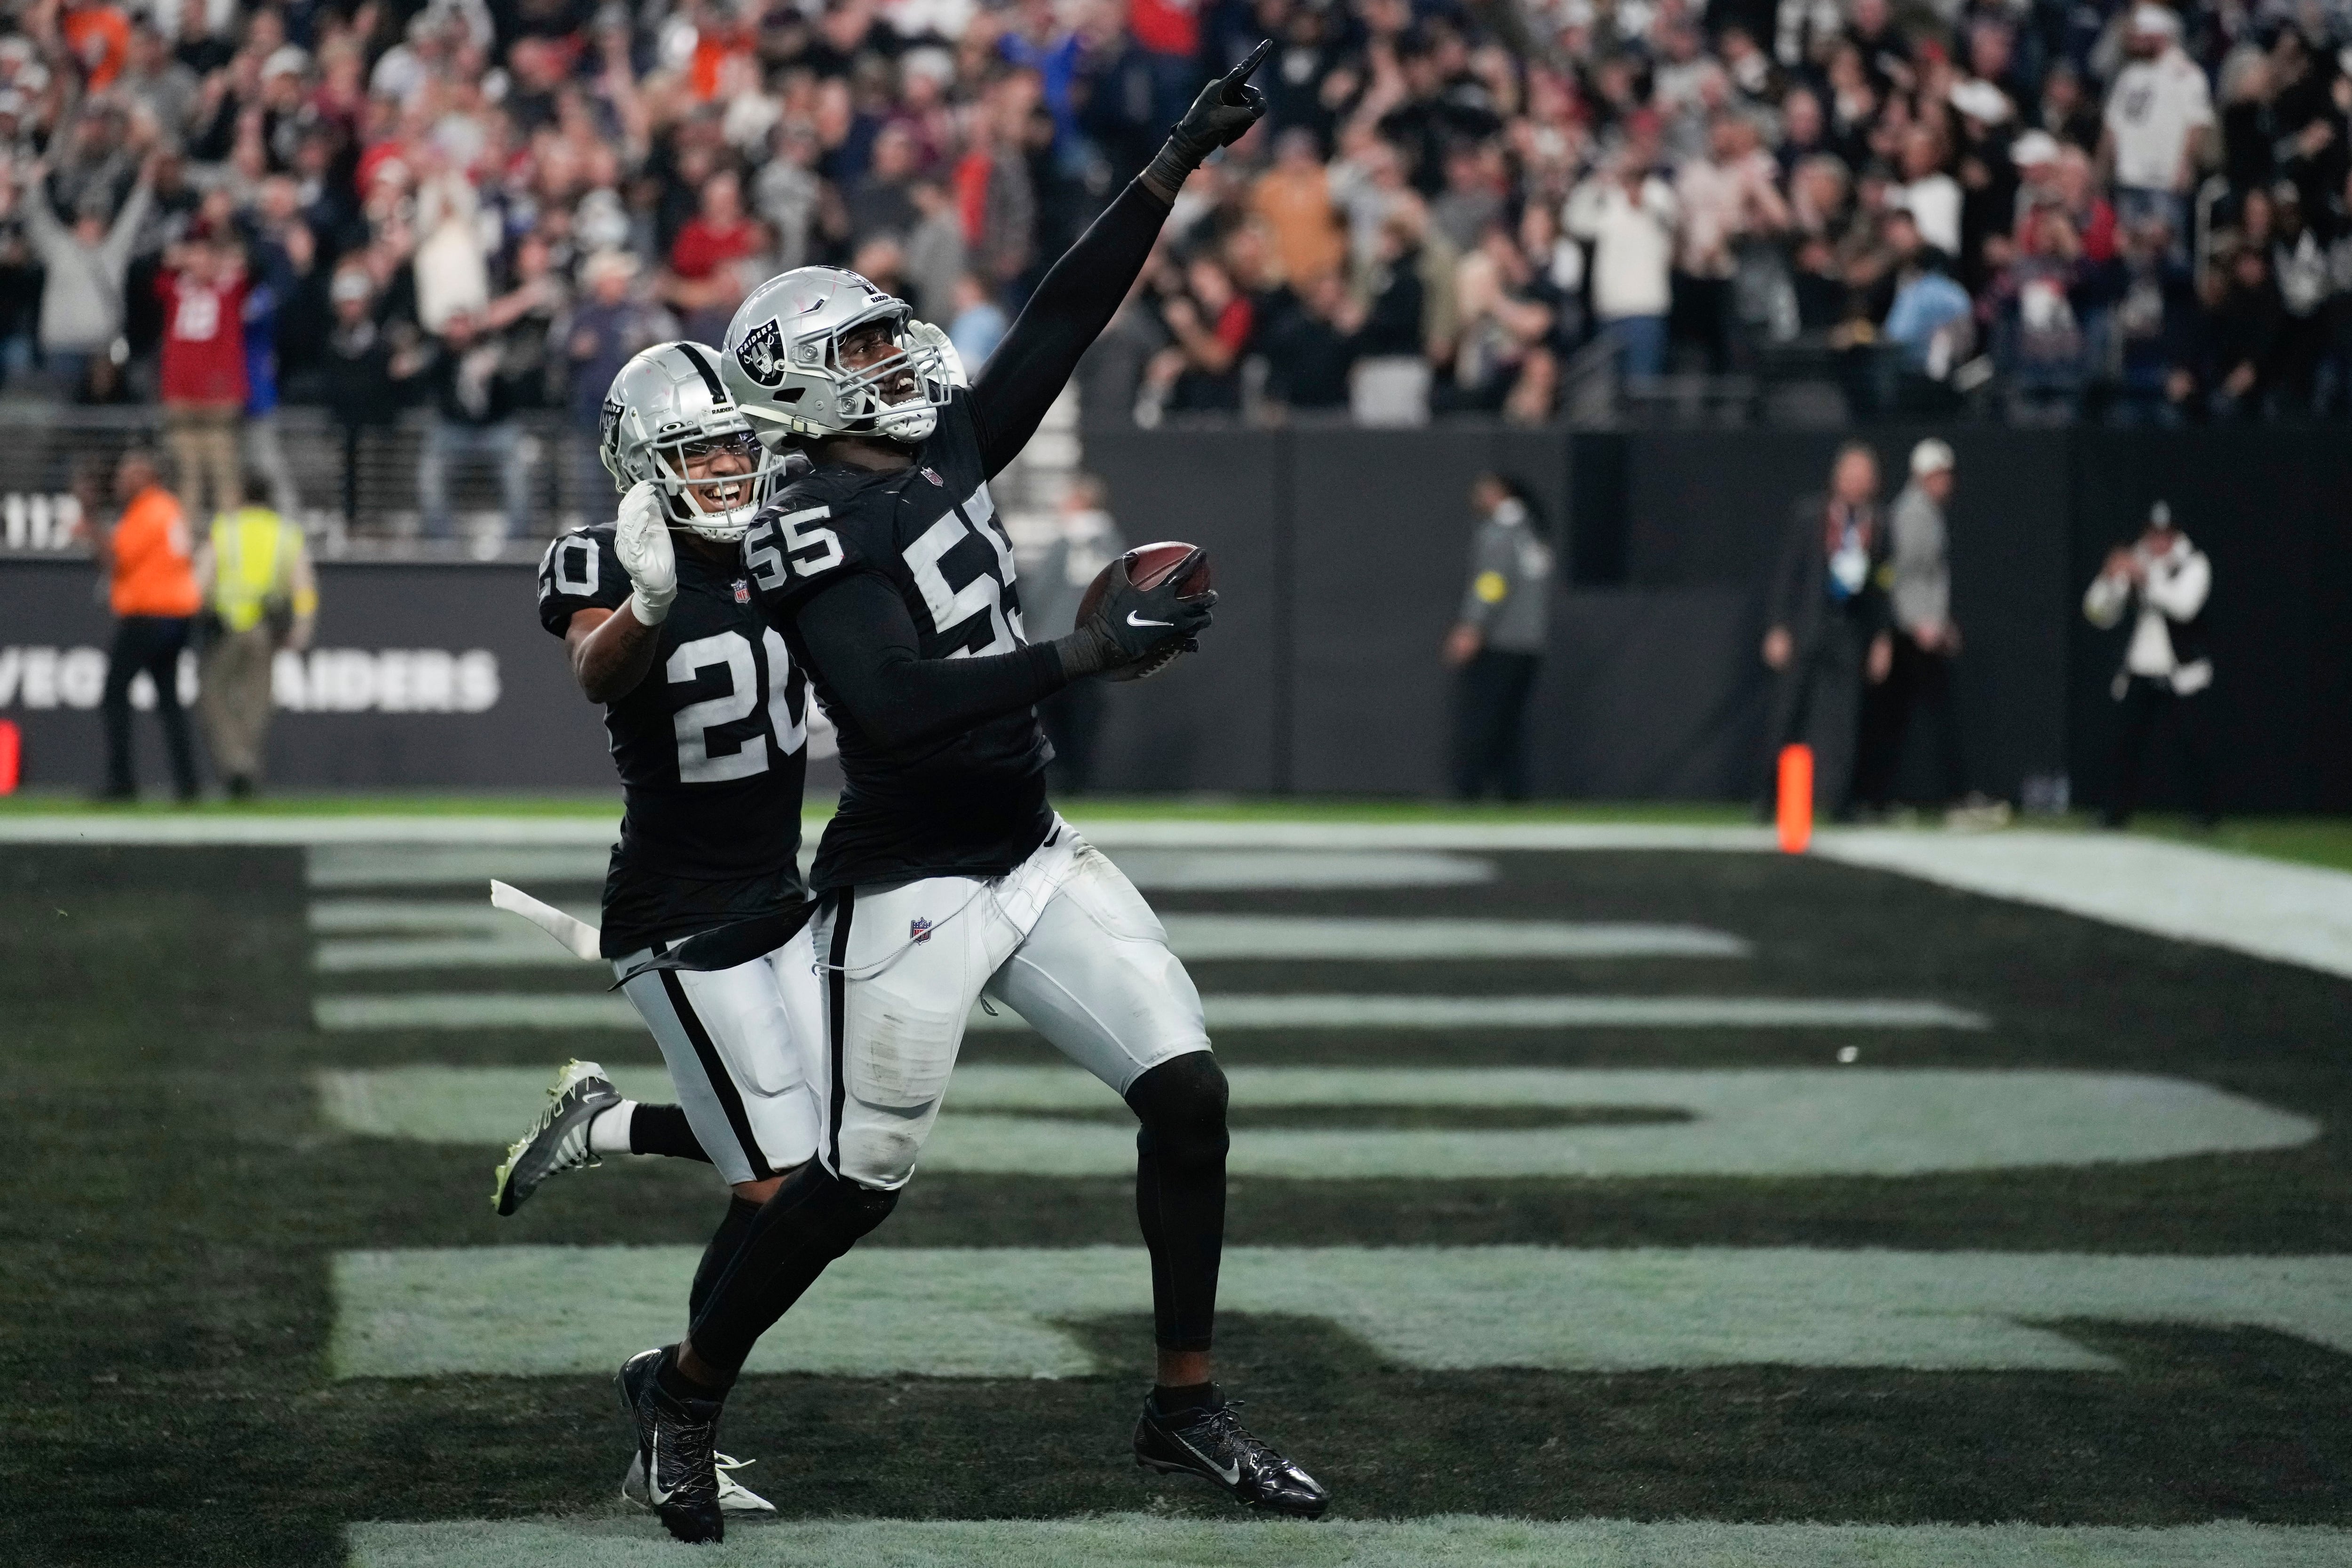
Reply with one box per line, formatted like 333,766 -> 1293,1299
194,471 -> 317,799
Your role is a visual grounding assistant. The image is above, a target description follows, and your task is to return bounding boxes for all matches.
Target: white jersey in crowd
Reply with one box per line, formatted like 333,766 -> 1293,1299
1564,175 -> 1678,321
2103,47 -> 2214,191
2083,533 -> 2212,694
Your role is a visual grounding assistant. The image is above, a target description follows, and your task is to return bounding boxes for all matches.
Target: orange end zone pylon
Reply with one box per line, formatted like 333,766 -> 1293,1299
1776,743 -> 1812,853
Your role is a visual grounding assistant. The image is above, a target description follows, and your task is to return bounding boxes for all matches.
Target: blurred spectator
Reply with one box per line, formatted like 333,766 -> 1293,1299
1760,442 -> 1892,820
556,249 -> 674,510
1451,221 -> 1558,422
1254,128 -> 1345,287
2083,500 -> 2216,827
1991,206 -> 2097,422
2100,7 -> 2213,259
2103,218 -> 2200,423
20,150 -> 151,397
158,221 -> 248,525
1675,111 -> 1789,370
194,468 -> 313,799
1442,473 -> 1551,801
1028,473 -> 1123,794
663,168 -> 759,344
0,0 -> 2334,507
1566,151 -> 1677,381
95,447 -> 199,803
320,264 -> 398,531
946,270 -> 1007,368
1262,267 -> 1361,410
1138,251 -> 1252,421
2198,242 -> 2284,418
406,309 -> 529,556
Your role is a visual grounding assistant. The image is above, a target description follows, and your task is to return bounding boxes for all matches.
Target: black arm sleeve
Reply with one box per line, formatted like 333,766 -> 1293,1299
969,180 -> 1174,477
795,570 -> 1073,752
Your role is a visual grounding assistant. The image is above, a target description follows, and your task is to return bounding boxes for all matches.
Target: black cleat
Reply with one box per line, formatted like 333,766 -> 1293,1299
1134,1389 -> 1330,1518
616,1346 -> 727,1544
492,1059 -> 620,1216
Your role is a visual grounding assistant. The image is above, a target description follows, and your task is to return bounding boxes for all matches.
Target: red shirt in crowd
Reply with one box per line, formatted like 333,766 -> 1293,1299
1128,0 -> 1199,56
669,217 -> 756,281
157,271 -> 250,406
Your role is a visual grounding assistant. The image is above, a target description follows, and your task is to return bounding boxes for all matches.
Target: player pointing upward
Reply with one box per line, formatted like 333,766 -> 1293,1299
598,46 -> 1330,1544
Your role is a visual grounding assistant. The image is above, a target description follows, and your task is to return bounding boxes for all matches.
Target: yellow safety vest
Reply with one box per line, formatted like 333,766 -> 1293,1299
209,507 -> 307,634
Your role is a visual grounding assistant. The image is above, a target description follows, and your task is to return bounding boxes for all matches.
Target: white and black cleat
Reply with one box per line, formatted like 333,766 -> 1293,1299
625,1449 -> 776,1514
491,1059 -> 620,1216
1134,1388 -> 1330,1518
616,1346 -> 728,1544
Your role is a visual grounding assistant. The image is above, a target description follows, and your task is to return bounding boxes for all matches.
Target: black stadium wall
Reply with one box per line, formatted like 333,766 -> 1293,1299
1,428 -> 2344,809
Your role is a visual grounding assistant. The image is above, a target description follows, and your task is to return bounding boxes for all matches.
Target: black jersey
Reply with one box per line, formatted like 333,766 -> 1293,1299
536,524 -> 812,956
744,389 -> 1053,891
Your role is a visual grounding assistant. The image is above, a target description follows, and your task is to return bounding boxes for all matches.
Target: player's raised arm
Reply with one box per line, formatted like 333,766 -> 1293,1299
968,42 -> 1271,475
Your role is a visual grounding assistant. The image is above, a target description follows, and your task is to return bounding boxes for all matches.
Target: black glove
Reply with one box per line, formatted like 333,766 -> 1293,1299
1142,41 -> 1271,196
1053,549 -> 1218,677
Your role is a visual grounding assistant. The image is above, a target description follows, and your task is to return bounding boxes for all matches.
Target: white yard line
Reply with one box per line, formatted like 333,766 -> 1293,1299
309,914 -> 1747,970
1816,829 -> 2352,982
310,992 -> 1983,1033
317,1064 -> 2314,1178
329,1244 -> 2352,1379
308,899 -> 603,933
345,1516 -> 2352,1568
13,812 -> 2346,976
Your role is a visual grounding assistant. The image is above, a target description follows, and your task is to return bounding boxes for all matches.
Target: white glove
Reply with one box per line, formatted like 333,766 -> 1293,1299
906,318 -> 967,388
613,479 -> 677,625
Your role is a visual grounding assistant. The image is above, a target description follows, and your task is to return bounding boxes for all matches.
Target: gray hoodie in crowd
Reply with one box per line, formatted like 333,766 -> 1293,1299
21,174 -> 153,355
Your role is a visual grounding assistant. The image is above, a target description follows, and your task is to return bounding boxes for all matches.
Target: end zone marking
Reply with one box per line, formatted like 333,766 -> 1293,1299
316,1065 -> 2315,1178
330,1245 -> 2352,1380
307,912 -> 1750,971
310,992 -> 1984,1033
346,1516 -> 2352,1568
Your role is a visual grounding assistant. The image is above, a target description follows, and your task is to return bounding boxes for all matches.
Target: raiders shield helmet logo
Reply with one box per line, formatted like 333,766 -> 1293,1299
598,398 -> 624,451
734,318 -> 788,388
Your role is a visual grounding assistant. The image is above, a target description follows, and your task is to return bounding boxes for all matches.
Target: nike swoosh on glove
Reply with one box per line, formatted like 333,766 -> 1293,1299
1084,547 -> 1217,668
614,480 -> 678,625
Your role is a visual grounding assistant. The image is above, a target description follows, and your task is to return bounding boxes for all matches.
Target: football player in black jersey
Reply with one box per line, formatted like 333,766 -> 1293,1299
606,45 -> 1331,1545
510,339 -> 822,1519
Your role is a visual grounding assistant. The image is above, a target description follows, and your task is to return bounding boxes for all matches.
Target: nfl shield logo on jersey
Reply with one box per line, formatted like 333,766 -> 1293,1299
733,579 -> 751,604
921,467 -> 944,486
909,917 -> 933,944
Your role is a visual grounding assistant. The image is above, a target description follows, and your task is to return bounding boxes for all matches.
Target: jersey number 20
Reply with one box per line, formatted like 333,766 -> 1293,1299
667,628 -> 805,783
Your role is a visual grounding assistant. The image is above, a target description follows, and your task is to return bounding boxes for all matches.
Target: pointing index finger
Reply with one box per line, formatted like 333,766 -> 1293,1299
1221,38 -> 1273,100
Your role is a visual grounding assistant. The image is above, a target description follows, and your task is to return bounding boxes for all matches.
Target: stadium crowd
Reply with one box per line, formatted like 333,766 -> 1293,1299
0,0 -> 2347,487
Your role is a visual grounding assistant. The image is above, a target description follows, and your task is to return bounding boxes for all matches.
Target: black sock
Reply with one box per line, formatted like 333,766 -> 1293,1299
690,1196 -> 762,1323
1125,1054 -> 1230,1353
630,1103 -> 712,1163
1151,1380 -> 1219,1415
686,1162 -> 899,1379
656,1344 -> 724,1402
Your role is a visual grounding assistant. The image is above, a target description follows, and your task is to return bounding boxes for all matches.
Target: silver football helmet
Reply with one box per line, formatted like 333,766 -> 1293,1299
720,267 -> 964,447
599,340 -> 775,541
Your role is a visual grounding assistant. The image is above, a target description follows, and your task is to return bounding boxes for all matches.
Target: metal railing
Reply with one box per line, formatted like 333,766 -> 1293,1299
0,402 -> 613,563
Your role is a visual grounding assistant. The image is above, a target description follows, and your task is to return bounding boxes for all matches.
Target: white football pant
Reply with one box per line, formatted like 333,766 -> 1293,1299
810,820 -> 1211,1190
614,923 -> 824,1186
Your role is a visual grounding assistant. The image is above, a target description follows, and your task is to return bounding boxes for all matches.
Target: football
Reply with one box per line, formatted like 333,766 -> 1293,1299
1075,541 -> 1215,681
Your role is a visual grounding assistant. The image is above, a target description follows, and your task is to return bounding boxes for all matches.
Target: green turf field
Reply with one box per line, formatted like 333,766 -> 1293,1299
5,829 -> 2351,1566
8,788 -> 2352,875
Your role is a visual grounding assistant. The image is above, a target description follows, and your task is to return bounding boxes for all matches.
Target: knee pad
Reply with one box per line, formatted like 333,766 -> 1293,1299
1127,1052 -> 1230,1162
810,1166 -> 901,1257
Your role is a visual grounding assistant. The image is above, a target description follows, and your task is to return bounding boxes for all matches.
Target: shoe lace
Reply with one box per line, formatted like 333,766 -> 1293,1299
657,1407 -> 721,1505
1188,1401 -> 1279,1473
